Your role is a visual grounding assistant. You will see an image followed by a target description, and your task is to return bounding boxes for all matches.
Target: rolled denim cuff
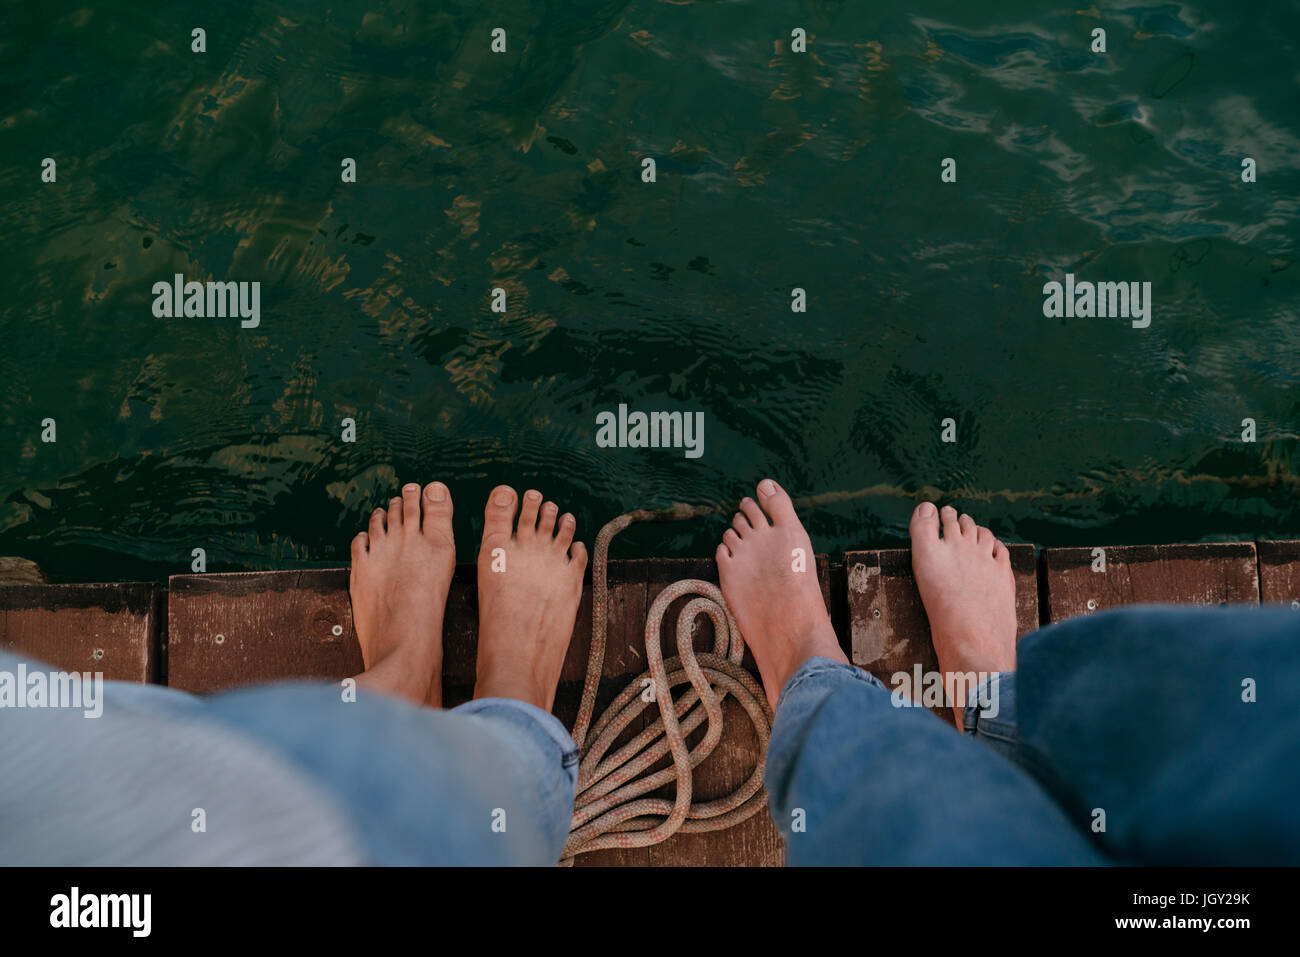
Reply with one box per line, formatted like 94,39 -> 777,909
961,671 -> 1018,762
778,655 -> 888,708
453,697 -> 580,788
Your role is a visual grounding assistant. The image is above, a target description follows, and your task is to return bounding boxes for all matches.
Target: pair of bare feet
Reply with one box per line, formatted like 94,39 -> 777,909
348,478 -> 1017,728
349,483 -> 585,711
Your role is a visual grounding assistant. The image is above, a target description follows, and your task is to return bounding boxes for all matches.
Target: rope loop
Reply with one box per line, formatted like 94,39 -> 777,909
563,510 -> 774,861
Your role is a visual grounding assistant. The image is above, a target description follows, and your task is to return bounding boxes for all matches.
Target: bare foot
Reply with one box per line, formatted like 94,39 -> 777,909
349,482 -> 456,706
909,502 -> 1017,726
716,479 -> 847,711
474,486 -> 587,712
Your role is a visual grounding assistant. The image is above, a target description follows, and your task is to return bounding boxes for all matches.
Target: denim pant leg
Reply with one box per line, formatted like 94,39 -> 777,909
962,671 -> 1021,764
765,657 -> 1106,865
1011,604 -> 1300,865
199,684 -> 579,865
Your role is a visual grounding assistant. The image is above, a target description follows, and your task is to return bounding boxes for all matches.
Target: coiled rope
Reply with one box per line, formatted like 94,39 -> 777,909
562,505 -> 775,860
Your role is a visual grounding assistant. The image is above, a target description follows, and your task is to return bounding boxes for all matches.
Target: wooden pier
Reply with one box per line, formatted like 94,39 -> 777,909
3,540 -> 1297,866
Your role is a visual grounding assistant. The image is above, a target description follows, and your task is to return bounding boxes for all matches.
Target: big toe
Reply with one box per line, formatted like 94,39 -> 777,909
909,501 -> 941,538
910,502 -> 942,554
756,478 -> 799,525
483,485 -> 518,542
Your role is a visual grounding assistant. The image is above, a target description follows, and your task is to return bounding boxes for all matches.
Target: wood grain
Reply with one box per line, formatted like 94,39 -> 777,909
1041,543 -> 1260,621
1258,540 -> 1300,608
0,583 -> 159,682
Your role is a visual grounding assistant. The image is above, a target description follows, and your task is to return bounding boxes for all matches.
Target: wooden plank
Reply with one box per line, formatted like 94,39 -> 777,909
168,569 -> 363,693
1257,541 -> 1300,607
1041,543 -> 1260,621
0,583 -> 159,682
843,545 -> 1039,712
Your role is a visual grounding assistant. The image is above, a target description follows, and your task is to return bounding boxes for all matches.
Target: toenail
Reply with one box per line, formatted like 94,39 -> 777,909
759,479 -> 777,496
493,489 -> 513,505
917,502 -> 936,517
403,483 -> 419,493
427,483 -> 447,501
526,490 -> 541,501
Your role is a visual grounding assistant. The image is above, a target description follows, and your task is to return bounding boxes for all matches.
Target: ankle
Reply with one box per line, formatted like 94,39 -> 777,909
766,621 -> 846,698
474,673 -> 547,711
357,653 -> 437,703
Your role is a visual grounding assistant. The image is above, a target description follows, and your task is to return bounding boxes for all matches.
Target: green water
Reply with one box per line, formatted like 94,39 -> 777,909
1,1 -> 1298,583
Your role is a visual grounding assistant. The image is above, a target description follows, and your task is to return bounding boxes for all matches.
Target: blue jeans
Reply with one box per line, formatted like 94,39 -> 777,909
767,605 -> 1300,865
3,605 -> 1294,864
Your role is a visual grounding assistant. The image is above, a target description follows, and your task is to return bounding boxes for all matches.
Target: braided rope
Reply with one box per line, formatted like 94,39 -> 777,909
562,507 -> 775,860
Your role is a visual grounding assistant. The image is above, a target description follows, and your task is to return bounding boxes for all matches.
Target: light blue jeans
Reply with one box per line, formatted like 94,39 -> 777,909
0,655 -> 578,865
3,605 -> 1295,865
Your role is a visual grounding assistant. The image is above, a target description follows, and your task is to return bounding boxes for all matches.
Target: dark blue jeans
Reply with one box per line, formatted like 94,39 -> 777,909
766,605 -> 1300,865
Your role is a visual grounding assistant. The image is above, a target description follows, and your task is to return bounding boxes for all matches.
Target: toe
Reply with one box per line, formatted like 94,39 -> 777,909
538,501 -> 558,537
387,496 -> 403,531
993,539 -> 1010,563
722,528 -> 742,553
368,507 -> 387,539
739,496 -> 767,530
940,505 -> 961,540
977,525 -> 996,554
555,512 -> 576,549
731,511 -> 751,537
909,502 -> 940,545
569,540 -> 588,572
351,532 -> 369,561
401,483 -> 421,530
517,489 -> 543,536
483,485 -> 518,543
716,541 -> 732,562
756,478 -> 798,525
958,512 -> 977,538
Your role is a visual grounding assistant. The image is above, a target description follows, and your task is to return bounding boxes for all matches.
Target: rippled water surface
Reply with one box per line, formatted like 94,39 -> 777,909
2,1 -> 1298,581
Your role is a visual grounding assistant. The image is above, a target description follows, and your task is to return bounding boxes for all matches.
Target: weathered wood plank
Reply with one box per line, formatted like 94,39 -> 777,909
0,583 -> 159,682
843,545 -> 1038,706
1257,541 -> 1300,607
167,570 -> 364,693
1041,543 -> 1260,621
